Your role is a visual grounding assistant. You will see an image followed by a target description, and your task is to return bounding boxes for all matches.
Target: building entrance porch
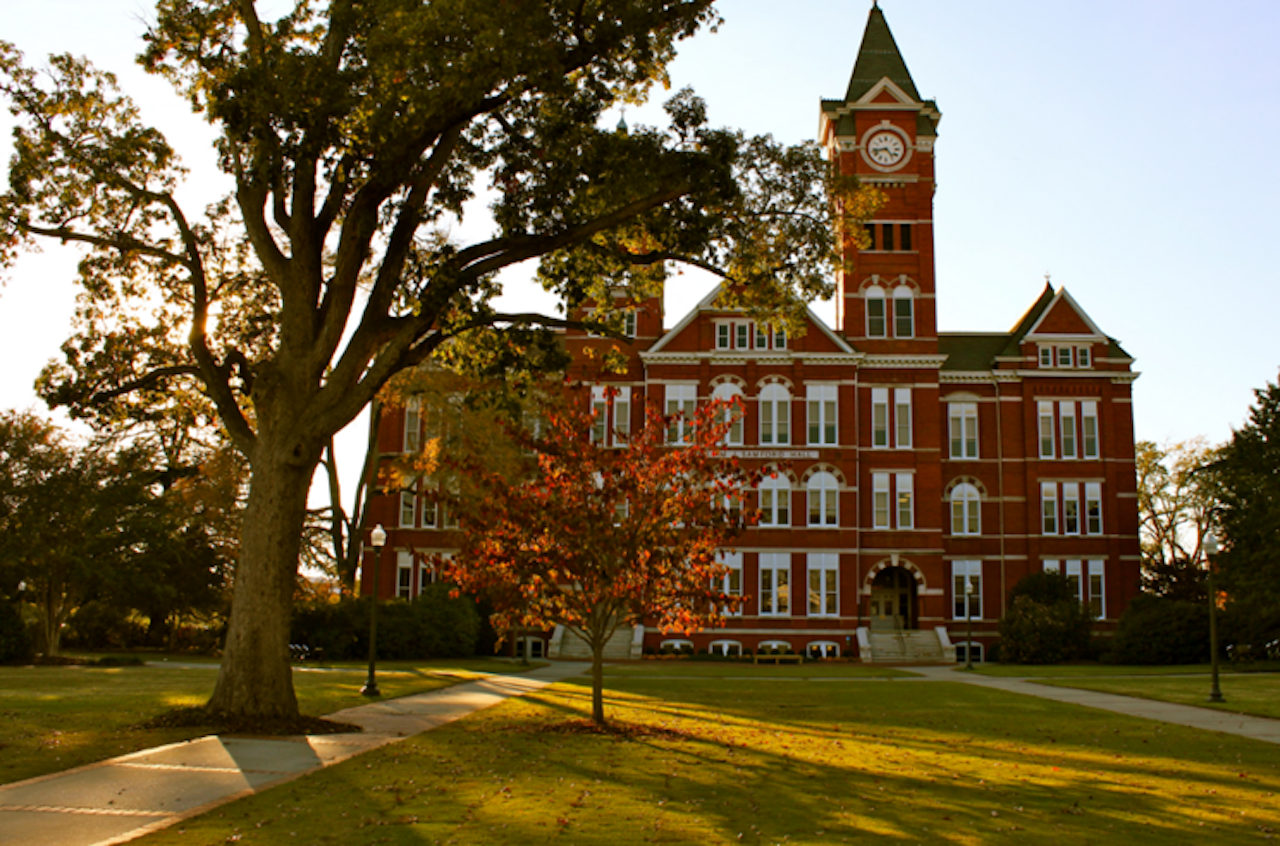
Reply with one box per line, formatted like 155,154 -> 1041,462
868,566 -> 917,631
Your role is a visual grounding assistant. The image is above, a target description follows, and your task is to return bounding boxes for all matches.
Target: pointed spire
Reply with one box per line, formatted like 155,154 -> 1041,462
845,3 -> 921,103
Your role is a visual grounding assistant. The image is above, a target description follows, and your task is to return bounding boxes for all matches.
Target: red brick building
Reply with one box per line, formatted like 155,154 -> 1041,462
363,5 -> 1141,662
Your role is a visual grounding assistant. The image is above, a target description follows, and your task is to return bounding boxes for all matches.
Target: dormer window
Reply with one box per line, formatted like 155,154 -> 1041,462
714,320 -> 786,351
1038,344 -> 1095,370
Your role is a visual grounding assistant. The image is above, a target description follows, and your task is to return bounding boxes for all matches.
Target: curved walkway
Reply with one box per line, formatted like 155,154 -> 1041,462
0,661 -> 584,846
909,664 -> 1280,744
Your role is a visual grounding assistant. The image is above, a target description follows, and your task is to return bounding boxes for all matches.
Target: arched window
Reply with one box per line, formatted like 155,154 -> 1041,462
712,383 -> 745,446
865,285 -> 886,338
806,641 -> 841,659
758,474 -> 791,527
950,483 -> 981,535
893,286 -> 914,338
807,471 -> 839,527
709,639 -> 743,657
758,383 -> 790,446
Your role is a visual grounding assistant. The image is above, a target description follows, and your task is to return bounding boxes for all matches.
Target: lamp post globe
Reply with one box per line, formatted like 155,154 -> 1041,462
1203,532 -> 1224,703
361,524 -> 387,697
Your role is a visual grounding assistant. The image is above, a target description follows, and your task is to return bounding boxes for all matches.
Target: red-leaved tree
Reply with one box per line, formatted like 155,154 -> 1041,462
445,392 -> 754,726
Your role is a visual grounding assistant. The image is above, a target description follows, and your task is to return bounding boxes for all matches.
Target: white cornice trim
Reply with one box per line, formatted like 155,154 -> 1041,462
861,354 -> 949,369
1012,369 -> 1135,379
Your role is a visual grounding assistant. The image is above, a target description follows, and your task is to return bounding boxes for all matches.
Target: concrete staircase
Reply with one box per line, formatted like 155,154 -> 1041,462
549,624 -> 643,660
858,627 -> 953,663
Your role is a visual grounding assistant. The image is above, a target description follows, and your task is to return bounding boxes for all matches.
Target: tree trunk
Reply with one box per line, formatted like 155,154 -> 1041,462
591,636 -> 606,726
206,442 -> 318,718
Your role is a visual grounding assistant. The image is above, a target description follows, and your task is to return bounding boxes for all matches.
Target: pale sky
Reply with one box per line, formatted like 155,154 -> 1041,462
3,1 -> 1278,504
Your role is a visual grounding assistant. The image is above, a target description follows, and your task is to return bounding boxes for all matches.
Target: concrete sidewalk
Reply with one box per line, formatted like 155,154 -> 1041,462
908,664 -> 1280,744
0,661 -> 584,846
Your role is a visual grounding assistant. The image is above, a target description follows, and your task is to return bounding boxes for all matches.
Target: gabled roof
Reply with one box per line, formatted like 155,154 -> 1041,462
941,284 -> 1130,371
645,284 -> 856,356
845,4 -> 921,103
1024,288 -> 1107,338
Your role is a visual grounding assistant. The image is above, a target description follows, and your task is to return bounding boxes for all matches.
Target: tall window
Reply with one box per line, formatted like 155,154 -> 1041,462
807,384 -> 838,446
872,388 -> 889,448
404,396 -> 422,453
1038,401 -> 1055,458
895,388 -> 912,448
759,554 -> 790,616
896,473 -> 914,529
807,471 -> 839,527
1063,483 -> 1080,534
1081,402 -> 1099,459
893,287 -> 914,338
807,553 -> 838,617
396,551 -> 414,599
712,383 -> 745,446
716,552 -> 743,616
1041,481 -> 1103,536
873,472 -> 912,529
613,392 -> 630,446
1060,401 -> 1077,459
758,474 -> 791,527
1085,482 -> 1103,534
871,388 -> 911,449
716,323 -> 731,349
665,384 -> 697,444
866,285 -> 886,337
873,473 -> 891,529
950,482 -> 981,535
623,309 -> 637,337
952,561 -> 982,620
759,383 -> 791,446
590,386 -> 609,445
399,484 -> 417,529
1041,482 -> 1058,534
949,402 -> 978,459
1043,559 -> 1106,617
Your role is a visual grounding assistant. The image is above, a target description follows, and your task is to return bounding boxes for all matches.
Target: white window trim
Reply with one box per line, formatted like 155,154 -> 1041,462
807,553 -> 839,618
952,560 -> 982,620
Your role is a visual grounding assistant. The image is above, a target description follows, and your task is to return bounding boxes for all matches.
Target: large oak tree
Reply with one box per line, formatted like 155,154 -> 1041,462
0,1 -> 874,718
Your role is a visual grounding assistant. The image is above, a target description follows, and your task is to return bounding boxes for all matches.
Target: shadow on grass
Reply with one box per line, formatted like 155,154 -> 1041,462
132,673 -> 1280,845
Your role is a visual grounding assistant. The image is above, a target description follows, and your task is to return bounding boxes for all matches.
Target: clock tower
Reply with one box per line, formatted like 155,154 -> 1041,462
820,3 -> 941,353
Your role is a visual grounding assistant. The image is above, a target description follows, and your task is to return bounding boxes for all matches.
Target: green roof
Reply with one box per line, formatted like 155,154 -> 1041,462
938,334 -> 1012,372
845,4 -> 921,103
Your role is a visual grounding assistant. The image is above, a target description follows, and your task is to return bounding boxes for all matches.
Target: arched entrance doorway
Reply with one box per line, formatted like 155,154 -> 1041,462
868,566 -> 918,631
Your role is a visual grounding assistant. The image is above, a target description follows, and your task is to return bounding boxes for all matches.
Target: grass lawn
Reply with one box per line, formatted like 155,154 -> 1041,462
974,662 -> 1280,678
1037,673 -> 1280,721
133,675 -> 1280,845
605,661 -> 915,678
0,658 -> 531,785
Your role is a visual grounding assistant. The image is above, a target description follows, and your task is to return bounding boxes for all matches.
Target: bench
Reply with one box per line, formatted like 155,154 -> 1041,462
753,653 -> 803,664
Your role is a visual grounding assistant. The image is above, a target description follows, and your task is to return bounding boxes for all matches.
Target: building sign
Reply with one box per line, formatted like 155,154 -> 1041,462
722,450 -> 820,460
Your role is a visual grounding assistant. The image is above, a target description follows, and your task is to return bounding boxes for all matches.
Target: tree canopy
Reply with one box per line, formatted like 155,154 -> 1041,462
0,1 -> 878,719
445,392 -> 754,725
1209,378 -> 1280,635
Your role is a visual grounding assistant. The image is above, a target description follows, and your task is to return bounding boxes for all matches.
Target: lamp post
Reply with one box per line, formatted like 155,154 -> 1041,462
964,577 -> 974,670
361,523 -> 387,697
1203,531 -> 1224,703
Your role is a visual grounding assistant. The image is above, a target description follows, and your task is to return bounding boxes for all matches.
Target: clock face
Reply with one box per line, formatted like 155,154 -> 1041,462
866,130 -> 906,167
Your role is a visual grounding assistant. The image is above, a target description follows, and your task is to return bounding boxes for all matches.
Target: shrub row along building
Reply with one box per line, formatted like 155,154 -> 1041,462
363,4 -> 1141,662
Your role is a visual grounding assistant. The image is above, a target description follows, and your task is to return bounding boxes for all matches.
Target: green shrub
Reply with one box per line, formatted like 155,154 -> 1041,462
1108,594 -> 1209,664
64,601 -> 147,650
998,572 -> 1093,664
0,601 -> 34,663
291,585 -> 480,661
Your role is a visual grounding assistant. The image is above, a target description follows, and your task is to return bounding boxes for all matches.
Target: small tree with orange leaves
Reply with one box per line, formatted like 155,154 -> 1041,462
445,392 -> 754,726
